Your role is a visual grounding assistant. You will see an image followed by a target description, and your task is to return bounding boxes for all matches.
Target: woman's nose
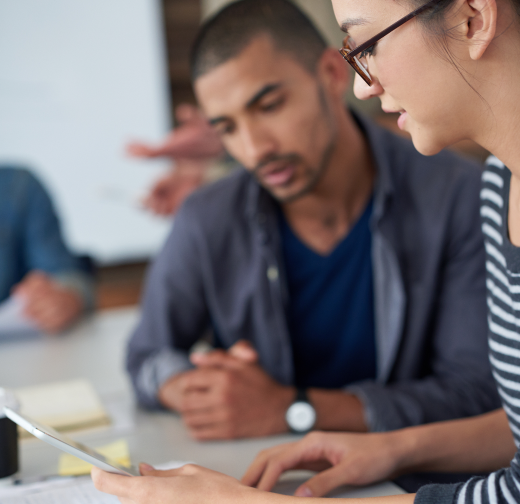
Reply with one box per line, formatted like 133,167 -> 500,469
353,72 -> 383,101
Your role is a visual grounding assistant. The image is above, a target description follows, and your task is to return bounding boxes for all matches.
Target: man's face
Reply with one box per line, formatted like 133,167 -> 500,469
194,35 -> 338,203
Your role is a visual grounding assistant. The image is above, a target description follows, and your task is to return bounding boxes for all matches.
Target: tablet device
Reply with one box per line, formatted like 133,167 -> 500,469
3,406 -> 140,476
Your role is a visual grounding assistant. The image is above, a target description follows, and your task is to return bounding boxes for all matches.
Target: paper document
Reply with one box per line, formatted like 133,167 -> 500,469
0,297 -> 39,339
15,379 -> 111,437
0,462 -> 190,504
0,476 -> 118,504
58,439 -> 131,476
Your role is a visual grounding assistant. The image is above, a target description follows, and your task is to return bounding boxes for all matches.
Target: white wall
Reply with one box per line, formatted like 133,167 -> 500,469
0,0 -> 173,264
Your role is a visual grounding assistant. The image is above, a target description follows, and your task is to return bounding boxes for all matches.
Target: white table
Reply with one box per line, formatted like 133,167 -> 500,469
0,308 -> 405,498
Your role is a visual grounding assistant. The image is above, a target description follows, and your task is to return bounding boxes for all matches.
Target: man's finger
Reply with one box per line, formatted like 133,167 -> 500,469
182,407 -> 222,428
177,390 -> 222,412
188,422 -> 236,441
190,350 -> 245,370
177,368 -> 220,392
294,464 -> 353,498
228,340 -> 258,363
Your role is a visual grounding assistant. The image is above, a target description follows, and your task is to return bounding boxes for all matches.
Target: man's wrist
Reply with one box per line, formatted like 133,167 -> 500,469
157,373 -> 185,410
271,385 -> 296,434
308,389 -> 367,432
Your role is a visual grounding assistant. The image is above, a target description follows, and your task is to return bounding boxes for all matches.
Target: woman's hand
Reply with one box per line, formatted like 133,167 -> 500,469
92,463 -> 276,504
241,431 -> 405,498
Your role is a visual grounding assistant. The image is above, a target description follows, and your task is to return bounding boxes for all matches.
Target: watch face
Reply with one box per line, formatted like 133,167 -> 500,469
286,401 -> 316,433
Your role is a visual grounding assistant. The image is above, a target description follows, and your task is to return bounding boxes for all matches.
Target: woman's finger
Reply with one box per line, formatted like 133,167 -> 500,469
91,467 -> 137,498
294,463 -> 356,498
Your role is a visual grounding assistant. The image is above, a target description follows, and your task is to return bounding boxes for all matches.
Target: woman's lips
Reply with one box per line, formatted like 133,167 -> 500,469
397,111 -> 408,131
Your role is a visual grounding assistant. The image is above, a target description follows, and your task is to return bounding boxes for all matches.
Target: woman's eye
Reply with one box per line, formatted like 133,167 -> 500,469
360,44 -> 376,58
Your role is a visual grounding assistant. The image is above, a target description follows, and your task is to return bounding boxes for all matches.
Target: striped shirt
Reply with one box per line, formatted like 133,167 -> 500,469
416,156 -> 520,503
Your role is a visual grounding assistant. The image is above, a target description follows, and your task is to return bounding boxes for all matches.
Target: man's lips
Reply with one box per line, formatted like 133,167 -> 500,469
260,163 -> 296,187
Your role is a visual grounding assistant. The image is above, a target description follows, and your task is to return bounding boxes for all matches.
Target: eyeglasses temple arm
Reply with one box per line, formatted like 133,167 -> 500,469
348,0 -> 442,58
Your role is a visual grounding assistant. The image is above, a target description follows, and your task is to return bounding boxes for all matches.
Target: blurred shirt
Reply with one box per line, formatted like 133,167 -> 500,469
0,166 -> 94,307
280,199 -> 377,389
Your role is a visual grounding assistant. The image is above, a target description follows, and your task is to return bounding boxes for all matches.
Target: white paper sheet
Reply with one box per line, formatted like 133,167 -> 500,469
0,297 -> 40,339
0,477 -> 118,504
0,462 -> 190,504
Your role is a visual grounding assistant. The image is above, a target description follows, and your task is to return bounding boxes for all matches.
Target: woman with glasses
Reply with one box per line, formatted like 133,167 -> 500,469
91,0 -> 519,502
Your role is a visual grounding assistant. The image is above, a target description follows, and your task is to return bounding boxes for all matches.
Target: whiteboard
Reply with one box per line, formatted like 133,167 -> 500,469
0,0 -> 173,264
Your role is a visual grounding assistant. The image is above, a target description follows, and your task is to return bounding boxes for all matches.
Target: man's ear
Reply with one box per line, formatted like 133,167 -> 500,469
316,48 -> 351,98
465,0 -> 497,60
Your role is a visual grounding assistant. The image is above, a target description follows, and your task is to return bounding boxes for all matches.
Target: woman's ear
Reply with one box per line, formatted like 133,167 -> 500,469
466,0 -> 497,60
316,48 -> 351,99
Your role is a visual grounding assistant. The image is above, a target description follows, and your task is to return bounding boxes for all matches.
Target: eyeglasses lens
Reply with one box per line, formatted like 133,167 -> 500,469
339,37 -> 372,86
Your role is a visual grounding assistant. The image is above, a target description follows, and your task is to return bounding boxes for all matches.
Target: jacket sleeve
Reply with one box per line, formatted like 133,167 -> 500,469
126,200 -> 211,409
415,451 -> 520,504
22,172 -> 94,310
348,168 -> 501,431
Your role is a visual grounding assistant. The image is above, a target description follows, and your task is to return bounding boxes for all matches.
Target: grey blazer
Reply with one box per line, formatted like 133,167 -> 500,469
127,113 -> 500,431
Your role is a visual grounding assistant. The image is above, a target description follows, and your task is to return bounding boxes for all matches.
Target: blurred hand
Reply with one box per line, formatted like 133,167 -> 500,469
158,340 -> 295,440
126,104 -> 224,160
92,463 -> 261,504
141,162 -> 206,216
241,431 -> 405,497
12,271 -> 83,333
129,104 -> 226,216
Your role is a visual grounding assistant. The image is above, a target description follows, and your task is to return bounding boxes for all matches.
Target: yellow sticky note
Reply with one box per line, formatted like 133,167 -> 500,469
58,439 -> 131,476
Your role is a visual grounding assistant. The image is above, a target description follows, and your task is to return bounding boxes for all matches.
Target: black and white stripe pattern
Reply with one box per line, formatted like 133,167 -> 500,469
455,156 -> 520,503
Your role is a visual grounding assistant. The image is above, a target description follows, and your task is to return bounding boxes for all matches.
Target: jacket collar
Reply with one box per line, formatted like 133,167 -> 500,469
349,110 -> 395,223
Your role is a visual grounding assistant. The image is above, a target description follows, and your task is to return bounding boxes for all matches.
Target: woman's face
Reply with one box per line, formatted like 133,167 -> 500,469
331,0 -> 477,156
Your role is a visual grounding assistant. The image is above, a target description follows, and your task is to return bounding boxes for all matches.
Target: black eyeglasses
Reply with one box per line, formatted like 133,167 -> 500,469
339,0 -> 443,86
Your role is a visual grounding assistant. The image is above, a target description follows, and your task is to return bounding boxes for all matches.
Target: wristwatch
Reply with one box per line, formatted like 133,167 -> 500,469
285,388 -> 316,434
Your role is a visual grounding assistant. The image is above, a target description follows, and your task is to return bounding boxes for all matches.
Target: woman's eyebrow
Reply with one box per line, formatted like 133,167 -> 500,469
340,18 -> 369,34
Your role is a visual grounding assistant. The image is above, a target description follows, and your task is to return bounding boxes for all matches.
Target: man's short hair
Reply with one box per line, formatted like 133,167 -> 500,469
190,0 -> 328,81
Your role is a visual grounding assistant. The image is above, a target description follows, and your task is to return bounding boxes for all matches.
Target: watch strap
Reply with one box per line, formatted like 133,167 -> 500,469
295,387 -> 310,404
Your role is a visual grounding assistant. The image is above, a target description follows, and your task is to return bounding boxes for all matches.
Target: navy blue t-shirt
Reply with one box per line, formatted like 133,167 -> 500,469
279,198 -> 377,389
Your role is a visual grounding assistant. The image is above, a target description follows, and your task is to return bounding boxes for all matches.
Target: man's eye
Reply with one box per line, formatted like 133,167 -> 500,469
359,44 -> 376,59
217,124 -> 235,136
261,98 -> 283,112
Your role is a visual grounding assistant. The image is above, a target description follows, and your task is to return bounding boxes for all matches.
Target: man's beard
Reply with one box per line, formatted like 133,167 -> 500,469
250,85 -> 337,203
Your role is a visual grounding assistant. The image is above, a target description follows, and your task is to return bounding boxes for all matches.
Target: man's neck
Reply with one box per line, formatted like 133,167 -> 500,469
281,111 -> 374,256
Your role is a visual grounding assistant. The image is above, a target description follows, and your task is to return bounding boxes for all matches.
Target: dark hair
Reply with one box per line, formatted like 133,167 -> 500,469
409,0 -> 520,32
190,0 -> 328,82
406,0 -> 520,95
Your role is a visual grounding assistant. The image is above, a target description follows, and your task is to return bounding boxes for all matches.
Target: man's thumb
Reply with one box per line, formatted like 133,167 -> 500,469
228,340 -> 258,363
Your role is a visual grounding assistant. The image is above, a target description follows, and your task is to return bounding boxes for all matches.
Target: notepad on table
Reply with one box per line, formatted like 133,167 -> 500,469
15,379 -> 111,438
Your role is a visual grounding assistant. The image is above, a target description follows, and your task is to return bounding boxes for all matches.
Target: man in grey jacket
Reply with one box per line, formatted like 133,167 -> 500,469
127,0 -> 499,441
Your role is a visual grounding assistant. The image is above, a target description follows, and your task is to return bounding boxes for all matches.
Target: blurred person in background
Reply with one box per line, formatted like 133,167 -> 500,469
0,166 -> 94,333
125,0 -> 499,454
127,103 -> 225,216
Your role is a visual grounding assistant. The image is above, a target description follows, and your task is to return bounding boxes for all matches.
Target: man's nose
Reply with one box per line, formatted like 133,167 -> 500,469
353,72 -> 383,101
239,123 -> 277,168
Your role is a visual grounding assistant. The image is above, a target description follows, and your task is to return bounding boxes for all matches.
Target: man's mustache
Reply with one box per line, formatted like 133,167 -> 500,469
251,154 -> 302,176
